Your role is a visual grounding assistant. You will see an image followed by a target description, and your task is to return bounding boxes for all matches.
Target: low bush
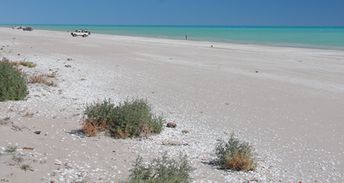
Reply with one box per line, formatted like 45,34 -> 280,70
0,61 -> 28,101
83,99 -> 164,138
215,133 -> 256,171
129,153 -> 192,183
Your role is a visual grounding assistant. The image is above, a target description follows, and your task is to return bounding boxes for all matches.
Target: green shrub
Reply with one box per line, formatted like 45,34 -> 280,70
129,154 -> 192,183
83,99 -> 164,138
0,61 -> 28,101
215,133 -> 256,171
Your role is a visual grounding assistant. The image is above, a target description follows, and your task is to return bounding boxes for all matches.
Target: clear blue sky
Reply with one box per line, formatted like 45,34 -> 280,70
1,0 -> 343,26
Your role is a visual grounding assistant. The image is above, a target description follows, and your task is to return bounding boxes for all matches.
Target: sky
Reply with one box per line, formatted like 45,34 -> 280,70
0,0 -> 343,26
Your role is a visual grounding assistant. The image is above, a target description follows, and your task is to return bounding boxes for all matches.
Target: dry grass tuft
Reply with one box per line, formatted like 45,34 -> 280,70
215,133 -> 256,171
29,74 -> 56,86
224,151 -> 256,171
17,61 -> 36,68
1,58 -> 36,68
82,119 -> 108,137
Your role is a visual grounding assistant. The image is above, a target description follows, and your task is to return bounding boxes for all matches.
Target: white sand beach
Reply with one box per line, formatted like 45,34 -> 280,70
0,27 -> 344,182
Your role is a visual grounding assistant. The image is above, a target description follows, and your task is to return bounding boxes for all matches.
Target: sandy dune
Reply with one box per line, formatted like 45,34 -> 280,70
0,27 -> 344,182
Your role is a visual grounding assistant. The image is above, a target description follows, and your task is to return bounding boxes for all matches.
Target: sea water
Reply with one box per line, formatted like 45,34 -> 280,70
4,25 -> 344,49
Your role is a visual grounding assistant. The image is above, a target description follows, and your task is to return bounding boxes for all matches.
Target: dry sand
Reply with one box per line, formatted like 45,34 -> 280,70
0,27 -> 344,182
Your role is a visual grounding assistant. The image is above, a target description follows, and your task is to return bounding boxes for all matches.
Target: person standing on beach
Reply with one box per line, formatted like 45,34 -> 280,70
185,34 -> 188,40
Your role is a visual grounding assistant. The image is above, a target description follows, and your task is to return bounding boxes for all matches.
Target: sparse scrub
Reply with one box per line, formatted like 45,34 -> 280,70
82,118 -> 108,137
17,61 -> 36,68
215,133 -> 256,171
4,145 -> 17,154
12,155 -> 24,164
181,130 -> 189,134
0,61 -> 28,101
29,74 -> 56,86
20,164 -> 33,172
129,153 -> 192,183
1,58 -> 36,68
83,99 -> 164,138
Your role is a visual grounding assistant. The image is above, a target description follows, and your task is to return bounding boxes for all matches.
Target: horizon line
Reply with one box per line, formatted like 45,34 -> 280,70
1,23 -> 344,28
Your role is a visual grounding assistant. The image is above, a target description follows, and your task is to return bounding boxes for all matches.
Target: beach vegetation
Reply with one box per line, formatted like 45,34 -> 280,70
12,155 -> 24,164
83,98 -> 164,138
215,133 -> 256,171
20,164 -> 33,172
0,61 -> 28,101
12,155 -> 24,165
128,153 -> 192,183
29,74 -> 56,86
4,145 -> 17,154
17,61 -> 36,68
1,58 -> 36,68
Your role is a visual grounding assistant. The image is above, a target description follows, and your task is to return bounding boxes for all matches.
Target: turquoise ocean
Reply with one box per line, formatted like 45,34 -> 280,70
3,25 -> 344,49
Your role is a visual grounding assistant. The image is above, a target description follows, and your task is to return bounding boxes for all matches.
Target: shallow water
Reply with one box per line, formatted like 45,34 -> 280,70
3,25 -> 344,49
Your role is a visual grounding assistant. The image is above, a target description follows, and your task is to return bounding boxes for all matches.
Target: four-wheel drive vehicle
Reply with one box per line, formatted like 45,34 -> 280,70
71,30 -> 91,37
22,27 -> 33,31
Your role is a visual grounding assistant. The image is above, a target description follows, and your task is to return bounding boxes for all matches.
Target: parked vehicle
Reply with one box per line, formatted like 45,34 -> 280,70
22,27 -> 33,31
12,26 -> 33,31
71,30 -> 91,37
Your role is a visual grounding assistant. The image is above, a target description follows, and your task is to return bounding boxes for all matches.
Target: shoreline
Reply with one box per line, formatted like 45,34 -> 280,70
0,26 -> 344,182
1,26 -> 344,51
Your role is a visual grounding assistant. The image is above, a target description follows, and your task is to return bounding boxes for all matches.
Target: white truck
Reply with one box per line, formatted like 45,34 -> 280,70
71,30 -> 91,37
